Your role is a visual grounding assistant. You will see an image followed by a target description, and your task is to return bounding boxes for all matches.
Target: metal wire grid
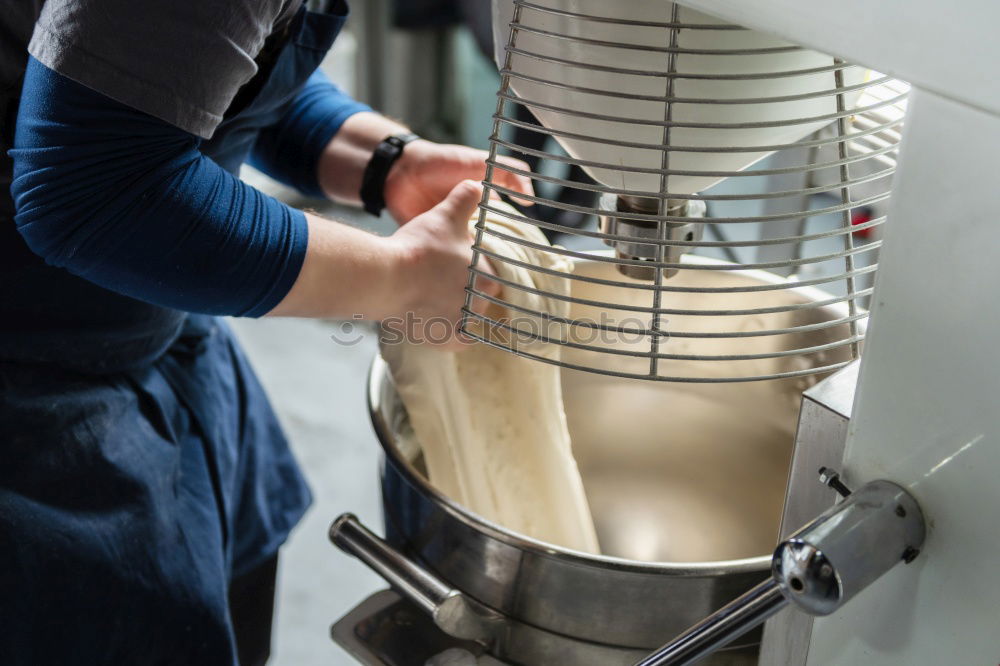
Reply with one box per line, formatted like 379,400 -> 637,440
460,0 -> 908,383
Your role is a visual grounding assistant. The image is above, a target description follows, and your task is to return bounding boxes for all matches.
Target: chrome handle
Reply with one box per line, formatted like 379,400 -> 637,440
634,579 -> 787,666
329,513 -> 502,643
636,479 -> 926,666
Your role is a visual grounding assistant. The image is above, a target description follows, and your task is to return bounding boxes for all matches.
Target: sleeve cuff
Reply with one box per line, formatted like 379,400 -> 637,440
241,206 -> 310,318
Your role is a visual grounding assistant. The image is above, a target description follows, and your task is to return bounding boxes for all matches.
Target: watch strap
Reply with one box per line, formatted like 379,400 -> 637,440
360,132 -> 420,216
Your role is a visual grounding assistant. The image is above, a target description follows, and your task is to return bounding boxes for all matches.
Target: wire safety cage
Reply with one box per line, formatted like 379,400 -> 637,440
460,0 -> 908,383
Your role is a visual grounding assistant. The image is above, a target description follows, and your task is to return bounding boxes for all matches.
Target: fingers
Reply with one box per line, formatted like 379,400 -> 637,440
471,254 -> 502,305
492,155 -> 535,206
430,179 -> 484,234
462,256 -> 508,351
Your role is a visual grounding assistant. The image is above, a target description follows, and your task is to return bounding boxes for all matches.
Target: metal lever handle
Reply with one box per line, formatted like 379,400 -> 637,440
329,513 -> 502,643
634,578 -> 787,666
636,480 -> 926,666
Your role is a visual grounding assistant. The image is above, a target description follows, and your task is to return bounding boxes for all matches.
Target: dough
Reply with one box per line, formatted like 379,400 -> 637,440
380,203 -> 600,553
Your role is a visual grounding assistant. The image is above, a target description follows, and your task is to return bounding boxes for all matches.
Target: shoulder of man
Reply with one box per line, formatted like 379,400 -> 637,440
28,0 -> 298,139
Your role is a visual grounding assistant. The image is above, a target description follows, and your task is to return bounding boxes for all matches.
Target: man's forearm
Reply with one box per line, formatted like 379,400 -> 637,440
265,211 -> 407,320
316,111 -> 411,205
267,180 -> 491,352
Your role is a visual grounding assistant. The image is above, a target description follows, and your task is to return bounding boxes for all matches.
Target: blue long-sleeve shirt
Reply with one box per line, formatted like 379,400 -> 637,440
251,69 -> 371,198
3,56 -> 369,370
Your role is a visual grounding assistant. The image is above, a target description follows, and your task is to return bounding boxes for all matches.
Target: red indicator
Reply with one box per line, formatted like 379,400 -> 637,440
851,206 -> 875,239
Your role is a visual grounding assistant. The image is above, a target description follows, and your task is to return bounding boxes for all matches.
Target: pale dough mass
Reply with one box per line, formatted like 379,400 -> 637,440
380,204 -> 600,553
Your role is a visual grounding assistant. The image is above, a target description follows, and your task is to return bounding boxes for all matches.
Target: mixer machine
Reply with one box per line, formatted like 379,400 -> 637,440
329,0 -> 1000,664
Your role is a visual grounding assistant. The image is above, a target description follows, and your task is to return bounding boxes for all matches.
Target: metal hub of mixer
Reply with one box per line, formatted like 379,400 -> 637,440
598,195 -> 706,281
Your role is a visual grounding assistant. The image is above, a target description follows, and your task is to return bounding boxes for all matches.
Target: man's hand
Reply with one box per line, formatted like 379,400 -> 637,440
270,180 -> 500,350
317,112 -> 534,225
384,140 -> 534,224
386,179 -> 501,350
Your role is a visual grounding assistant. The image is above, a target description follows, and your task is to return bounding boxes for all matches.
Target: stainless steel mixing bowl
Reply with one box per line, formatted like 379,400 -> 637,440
363,257 -> 858,663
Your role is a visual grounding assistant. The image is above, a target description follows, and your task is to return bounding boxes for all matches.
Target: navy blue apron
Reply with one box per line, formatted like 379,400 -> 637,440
0,3 -> 349,664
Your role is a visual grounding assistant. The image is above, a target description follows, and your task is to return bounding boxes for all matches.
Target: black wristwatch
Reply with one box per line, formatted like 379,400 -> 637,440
360,132 -> 421,217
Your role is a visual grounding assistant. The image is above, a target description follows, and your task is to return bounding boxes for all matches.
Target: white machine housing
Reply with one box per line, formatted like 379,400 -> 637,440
491,0 -> 866,194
